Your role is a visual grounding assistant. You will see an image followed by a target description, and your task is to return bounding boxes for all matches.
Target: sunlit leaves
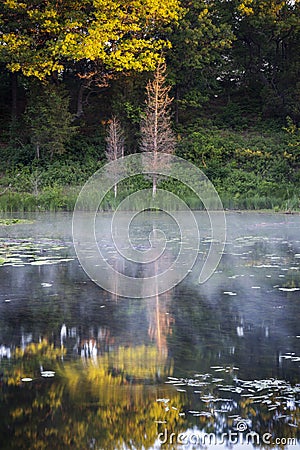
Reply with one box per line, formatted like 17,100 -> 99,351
0,0 -> 181,79
238,0 -> 254,16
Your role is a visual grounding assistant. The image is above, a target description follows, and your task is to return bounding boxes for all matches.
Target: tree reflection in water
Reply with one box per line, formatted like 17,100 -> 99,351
0,213 -> 300,448
0,339 -> 181,449
0,327 -> 299,448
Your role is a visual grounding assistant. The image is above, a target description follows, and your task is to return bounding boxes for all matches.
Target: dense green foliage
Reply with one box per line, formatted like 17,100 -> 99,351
0,0 -> 299,211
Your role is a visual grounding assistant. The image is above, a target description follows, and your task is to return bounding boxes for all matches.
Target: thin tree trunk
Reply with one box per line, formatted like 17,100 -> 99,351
152,175 -> 157,198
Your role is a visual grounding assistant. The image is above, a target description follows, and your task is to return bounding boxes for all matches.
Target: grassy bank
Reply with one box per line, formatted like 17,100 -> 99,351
0,124 -> 299,212
0,185 -> 298,213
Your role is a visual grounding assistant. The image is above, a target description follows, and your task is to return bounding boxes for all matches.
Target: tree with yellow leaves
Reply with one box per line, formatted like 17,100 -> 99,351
0,0 -> 181,80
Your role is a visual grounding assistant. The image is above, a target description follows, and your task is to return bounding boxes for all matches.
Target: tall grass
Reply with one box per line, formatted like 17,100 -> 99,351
0,188 -> 78,212
0,189 -> 297,213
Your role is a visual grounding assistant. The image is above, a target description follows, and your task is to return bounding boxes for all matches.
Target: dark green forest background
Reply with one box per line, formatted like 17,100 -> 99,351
0,0 -> 299,211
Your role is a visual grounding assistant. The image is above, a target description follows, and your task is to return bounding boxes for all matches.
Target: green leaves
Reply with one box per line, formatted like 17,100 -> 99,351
165,0 -> 234,113
230,0 -> 300,120
24,84 -> 77,159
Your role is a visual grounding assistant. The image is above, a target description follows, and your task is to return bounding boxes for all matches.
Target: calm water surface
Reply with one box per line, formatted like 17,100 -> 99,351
0,212 -> 299,449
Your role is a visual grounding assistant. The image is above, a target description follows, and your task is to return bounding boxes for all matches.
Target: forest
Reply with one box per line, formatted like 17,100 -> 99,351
0,0 -> 299,211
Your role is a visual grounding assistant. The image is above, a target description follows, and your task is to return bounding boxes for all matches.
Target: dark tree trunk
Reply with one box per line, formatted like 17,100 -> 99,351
11,72 -> 18,120
76,81 -> 88,119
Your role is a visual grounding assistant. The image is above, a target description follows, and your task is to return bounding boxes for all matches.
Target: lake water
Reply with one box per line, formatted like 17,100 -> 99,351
0,212 -> 299,449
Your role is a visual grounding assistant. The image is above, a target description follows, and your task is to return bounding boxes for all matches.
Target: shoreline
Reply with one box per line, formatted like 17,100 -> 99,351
0,209 -> 299,218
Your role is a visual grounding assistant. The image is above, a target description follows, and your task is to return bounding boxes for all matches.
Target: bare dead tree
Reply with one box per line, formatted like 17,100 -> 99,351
105,116 -> 125,198
140,61 -> 177,198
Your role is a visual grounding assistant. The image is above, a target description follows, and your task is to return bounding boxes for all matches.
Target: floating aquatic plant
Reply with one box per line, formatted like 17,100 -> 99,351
0,238 -> 73,267
0,218 -> 34,226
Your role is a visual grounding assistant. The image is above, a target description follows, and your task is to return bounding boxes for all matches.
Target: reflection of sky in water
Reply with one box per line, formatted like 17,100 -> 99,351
0,212 -> 299,448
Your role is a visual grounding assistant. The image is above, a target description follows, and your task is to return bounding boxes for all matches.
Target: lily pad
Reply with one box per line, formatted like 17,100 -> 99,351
278,287 -> 300,292
41,370 -> 55,378
0,218 -> 34,226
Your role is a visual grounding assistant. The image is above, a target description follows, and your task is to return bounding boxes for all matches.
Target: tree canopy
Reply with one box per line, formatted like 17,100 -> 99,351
0,0 -> 181,79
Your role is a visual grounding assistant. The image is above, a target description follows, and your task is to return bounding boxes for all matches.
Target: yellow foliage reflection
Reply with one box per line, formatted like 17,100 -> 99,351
1,340 -> 299,449
0,340 -> 185,449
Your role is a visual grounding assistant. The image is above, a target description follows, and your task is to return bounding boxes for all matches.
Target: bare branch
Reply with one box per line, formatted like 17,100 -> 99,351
140,62 -> 176,156
105,116 -> 125,198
